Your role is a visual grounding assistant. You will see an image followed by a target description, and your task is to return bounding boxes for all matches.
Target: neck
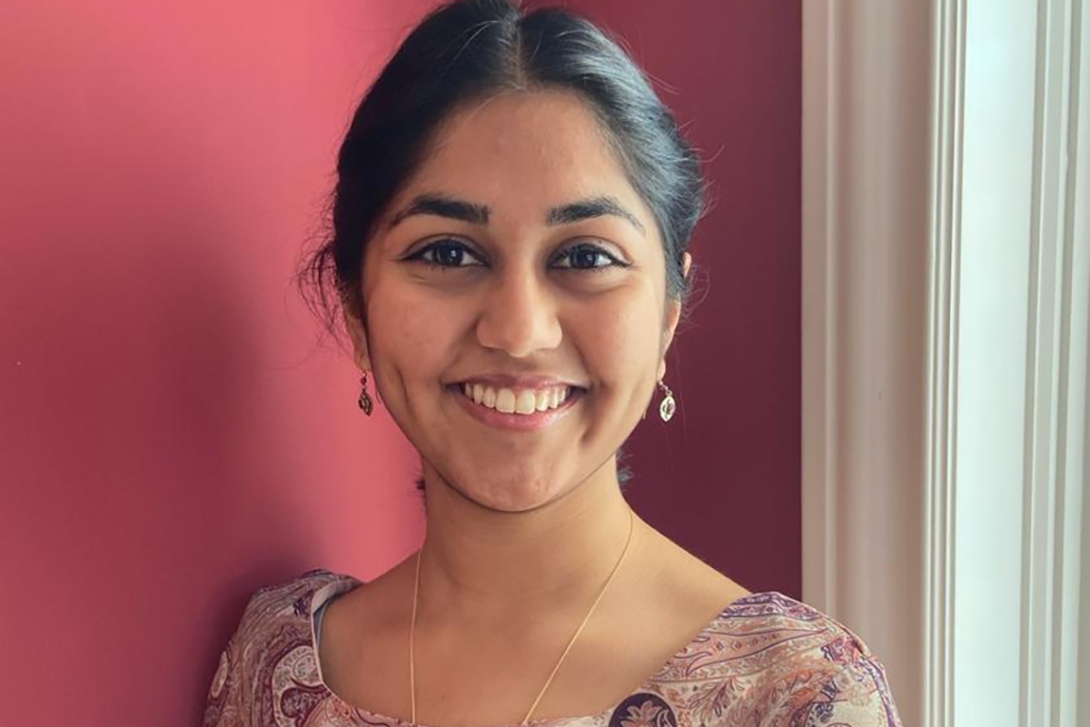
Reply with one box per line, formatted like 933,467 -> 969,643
415,460 -> 638,624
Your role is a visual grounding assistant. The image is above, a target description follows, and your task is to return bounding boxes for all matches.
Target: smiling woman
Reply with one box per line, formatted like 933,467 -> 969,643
345,88 -> 682,515
202,1 -> 902,726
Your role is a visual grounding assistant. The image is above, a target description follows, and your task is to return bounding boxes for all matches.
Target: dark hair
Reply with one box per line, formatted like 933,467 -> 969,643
297,0 -> 709,491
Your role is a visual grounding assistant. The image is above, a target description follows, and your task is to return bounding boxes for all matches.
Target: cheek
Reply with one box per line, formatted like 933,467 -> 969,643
570,286 -> 663,386
365,282 -> 462,386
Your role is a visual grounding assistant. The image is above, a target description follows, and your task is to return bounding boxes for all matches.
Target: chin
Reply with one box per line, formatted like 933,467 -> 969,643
449,466 -> 569,513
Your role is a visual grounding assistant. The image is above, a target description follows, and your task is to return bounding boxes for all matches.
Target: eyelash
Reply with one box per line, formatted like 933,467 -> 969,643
402,238 -> 628,272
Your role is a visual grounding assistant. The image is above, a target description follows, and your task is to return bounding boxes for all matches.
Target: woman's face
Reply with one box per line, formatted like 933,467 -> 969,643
348,90 -> 687,512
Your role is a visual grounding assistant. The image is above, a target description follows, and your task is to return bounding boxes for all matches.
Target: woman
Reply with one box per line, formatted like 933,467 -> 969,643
204,1 -> 902,725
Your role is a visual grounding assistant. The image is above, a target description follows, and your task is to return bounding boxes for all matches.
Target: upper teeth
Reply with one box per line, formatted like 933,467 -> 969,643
461,383 -> 572,415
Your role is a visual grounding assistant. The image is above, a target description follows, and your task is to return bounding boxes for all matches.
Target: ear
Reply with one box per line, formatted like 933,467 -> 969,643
342,303 -> 371,373
658,252 -> 692,381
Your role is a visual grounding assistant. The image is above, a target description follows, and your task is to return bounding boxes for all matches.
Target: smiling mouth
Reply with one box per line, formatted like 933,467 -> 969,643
449,382 -> 586,416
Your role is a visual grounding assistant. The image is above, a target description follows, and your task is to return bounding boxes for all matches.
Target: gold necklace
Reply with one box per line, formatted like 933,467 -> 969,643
409,506 -> 636,726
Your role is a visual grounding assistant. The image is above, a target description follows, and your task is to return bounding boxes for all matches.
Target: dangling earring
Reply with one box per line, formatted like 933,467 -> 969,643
358,371 -> 373,416
657,379 -> 676,422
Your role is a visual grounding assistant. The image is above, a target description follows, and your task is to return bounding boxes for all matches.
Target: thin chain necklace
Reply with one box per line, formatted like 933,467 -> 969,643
409,506 -> 636,726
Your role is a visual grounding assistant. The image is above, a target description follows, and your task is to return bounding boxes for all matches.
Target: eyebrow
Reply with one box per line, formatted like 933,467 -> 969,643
387,192 -> 646,236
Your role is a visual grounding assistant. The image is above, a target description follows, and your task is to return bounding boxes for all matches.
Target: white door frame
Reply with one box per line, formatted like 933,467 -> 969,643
802,1 -> 1089,726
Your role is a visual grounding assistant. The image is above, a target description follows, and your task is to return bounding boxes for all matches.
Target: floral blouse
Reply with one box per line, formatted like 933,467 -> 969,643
203,569 -> 902,727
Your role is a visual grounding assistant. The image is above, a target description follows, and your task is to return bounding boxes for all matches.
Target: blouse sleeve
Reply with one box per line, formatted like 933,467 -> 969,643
791,653 -> 904,727
202,593 -> 259,727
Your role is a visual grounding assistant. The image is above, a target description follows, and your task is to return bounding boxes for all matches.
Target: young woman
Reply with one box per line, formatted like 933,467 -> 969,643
204,1 -> 902,725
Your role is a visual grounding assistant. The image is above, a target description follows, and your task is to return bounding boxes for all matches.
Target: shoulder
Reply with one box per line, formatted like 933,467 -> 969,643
224,568 -> 361,657
645,592 -> 903,727
203,568 -> 362,727
241,568 -> 361,625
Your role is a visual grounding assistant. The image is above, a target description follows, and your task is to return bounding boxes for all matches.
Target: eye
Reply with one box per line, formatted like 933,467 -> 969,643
403,238 -> 486,269
552,243 -> 627,271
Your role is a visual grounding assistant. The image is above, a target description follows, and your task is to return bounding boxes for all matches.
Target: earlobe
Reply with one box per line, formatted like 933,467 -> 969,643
342,306 -> 371,372
658,252 -> 690,369
662,288 -> 684,350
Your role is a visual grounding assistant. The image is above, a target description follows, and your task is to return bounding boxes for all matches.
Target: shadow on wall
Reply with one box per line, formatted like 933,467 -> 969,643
1,129 -> 314,721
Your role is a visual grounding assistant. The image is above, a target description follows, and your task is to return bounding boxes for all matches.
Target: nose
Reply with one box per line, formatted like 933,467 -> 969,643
475,267 -> 562,357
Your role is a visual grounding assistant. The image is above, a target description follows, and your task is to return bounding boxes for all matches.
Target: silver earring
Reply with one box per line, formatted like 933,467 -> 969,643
358,372 -> 373,416
658,379 -> 676,422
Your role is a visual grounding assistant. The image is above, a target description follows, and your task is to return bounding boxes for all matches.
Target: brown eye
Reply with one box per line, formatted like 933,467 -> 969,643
404,239 -> 485,268
553,243 -> 626,271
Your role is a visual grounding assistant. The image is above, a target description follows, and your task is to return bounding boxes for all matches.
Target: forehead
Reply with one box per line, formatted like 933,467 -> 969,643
391,90 -> 649,229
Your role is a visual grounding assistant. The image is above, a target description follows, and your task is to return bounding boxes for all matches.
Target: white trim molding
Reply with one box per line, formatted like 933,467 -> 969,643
803,1 -> 1089,726
924,3 -> 965,726
802,1 -> 932,724
1016,1 -> 1088,724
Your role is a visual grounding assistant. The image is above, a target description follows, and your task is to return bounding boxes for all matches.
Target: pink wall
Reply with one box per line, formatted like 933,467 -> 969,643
0,1 -> 798,724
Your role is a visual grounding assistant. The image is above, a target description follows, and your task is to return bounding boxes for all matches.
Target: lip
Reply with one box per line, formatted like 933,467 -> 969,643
448,383 -> 584,432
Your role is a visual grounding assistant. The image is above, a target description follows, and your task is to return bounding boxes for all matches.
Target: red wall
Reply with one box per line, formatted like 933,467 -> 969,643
0,1 -> 799,724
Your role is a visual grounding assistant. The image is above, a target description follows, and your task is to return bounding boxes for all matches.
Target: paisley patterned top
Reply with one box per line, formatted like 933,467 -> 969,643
203,569 -> 902,727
